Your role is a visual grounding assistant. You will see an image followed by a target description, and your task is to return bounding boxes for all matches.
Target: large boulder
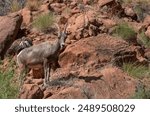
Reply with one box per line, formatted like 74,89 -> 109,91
0,13 -> 22,59
47,66 -> 136,99
59,34 -> 146,69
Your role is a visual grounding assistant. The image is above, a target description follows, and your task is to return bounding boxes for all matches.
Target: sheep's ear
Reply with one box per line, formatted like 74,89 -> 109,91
54,23 -> 61,38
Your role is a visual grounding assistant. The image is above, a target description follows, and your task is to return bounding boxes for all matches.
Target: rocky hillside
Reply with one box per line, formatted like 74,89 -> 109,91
0,0 -> 150,99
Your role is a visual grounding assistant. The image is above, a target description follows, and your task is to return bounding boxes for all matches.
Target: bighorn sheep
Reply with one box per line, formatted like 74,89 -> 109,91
17,23 -> 68,86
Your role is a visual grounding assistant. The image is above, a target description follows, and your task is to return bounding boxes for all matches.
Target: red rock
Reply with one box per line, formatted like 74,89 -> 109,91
19,84 -> 44,99
32,79 -> 44,85
83,0 -> 89,4
48,66 -> 136,99
0,13 -> 22,59
96,66 -> 136,98
68,14 -> 86,33
98,0 -> 114,7
129,22 -> 144,33
86,10 -> 97,24
145,48 -> 150,61
145,26 -> 150,38
50,3 -> 66,13
124,6 -> 136,17
32,67 -> 44,79
21,8 -> 32,25
43,89 -> 53,99
39,3 -> 50,13
49,87 -> 87,99
59,34 -> 144,68
101,18 -> 116,28
67,10 -> 102,39
143,15 -> 150,28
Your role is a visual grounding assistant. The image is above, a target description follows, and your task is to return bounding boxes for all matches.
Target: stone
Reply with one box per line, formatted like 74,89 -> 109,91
19,84 -> 44,99
0,13 -> 22,59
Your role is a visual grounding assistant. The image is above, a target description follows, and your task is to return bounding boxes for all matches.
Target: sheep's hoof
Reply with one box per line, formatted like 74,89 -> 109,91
43,82 -> 48,87
43,80 -> 51,87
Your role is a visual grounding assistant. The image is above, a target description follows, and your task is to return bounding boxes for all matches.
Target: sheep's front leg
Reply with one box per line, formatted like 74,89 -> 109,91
19,68 -> 25,89
44,59 -> 50,86
47,64 -> 51,83
44,59 -> 47,85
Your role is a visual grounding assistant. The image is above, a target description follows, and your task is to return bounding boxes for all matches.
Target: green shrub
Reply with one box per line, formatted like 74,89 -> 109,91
134,4 -> 143,14
113,23 -> 136,41
32,13 -> 54,32
10,0 -> 22,12
138,31 -> 150,48
132,84 -> 150,99
123,63 -> 150,79
0,59 -> 19,99
133,4 -> 145,21
26,0 -> 41,11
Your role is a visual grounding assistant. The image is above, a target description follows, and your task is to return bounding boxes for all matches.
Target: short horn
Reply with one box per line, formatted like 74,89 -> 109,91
54,23 -> 61,36
63,22 -> 68,33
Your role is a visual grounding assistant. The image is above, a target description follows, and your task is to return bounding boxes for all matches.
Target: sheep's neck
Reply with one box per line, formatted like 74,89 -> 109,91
50,39 -> 61,55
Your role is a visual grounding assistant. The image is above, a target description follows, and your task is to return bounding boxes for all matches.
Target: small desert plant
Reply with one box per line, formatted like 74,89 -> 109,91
0,58 -> 19,99
32,13 -> 54,32
138,31 -> 150,48
113,23 -> 136,41
123,63 -> 150,79
133,4 -> 145,21
10,0 -> 22,12
132,83 -> 150,99
26,0 -> 41,11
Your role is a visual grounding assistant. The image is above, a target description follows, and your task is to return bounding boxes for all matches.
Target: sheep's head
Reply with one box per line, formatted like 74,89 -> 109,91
55,23 -> 68,50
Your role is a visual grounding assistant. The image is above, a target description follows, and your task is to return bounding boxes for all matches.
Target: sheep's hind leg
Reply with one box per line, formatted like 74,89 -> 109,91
44,61 -> 47,86
18,66 -> 27,91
